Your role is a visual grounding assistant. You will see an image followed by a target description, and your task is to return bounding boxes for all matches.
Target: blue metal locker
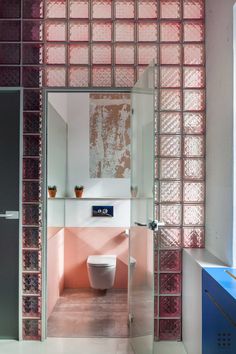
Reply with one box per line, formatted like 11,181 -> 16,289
202,268 -> 236,354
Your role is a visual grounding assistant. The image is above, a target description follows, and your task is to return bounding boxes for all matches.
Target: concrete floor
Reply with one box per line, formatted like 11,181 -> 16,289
0,339 -> 187,354
48,288 -> 129,338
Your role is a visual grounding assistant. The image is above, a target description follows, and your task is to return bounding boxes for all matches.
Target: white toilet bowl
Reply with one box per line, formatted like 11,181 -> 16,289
87,255 -> 117,290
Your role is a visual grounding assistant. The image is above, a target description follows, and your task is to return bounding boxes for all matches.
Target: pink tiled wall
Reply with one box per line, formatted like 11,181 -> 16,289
0,0 -> 205,341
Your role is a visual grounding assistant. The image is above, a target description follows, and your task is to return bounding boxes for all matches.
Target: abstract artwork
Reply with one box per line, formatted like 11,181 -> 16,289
89,93 -> 131,178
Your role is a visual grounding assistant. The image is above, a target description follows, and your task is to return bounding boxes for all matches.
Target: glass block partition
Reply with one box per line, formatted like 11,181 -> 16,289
0,0 -> 205,341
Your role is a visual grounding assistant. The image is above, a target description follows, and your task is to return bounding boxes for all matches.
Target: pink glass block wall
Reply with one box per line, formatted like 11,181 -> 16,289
0,0 -> 205,341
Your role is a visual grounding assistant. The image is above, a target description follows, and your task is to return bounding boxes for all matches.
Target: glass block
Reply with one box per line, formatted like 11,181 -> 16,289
45,67 -> 66,87
92,0 -> 112,18
115,67 -> 135,87
23,158 -> 41,180
23,319 -> 41,340
183,204 -> 204,226
23,296 -> 41,317
23,89 -> 42,111
160,181 -> 181,203
46,0 -> 66,18
115,21 -> 134,42
45,44 -> 66,64
23,21 -> 44,42
183,158 -> 204,180
23,0 -> 44,19
0,67 -> 20,86
160,0 -> 181,19
184,44 -> 204,65
154,319 -> 158,340
69,66 -> 89,87
183,227 -> 204,247
154,296 -> 158,317
92,44 -> 112,64
184,0 -> 204,19
160,158 -> 181,180
160,67 -> 181,88
0,0 -> 21,18
24,113 -> 41,134
160,136 -> 181,157
160,296 -> 181,317
23,250 -> 41,271
69,44 -> 89,65
46,20 -> 66,41
184,67 -> 205,88
23,67 -> 43,88
23,227 -> 41,249
69,0 -> 89,18
115,0 -> 135,18
184,21 -> 204,42
154,251 -> 158,272
138,0 -> 158,19
138,22 -> 158,42
160,273 -> 181,294
184,112 -> 204,134
184,182 -> 204,202
159,250 -> 181,271
24,136 -> 41,157
160,22 -> 181,42
23,44 -> 44,65
160,112 -> 181,134
0,21 -> 20,41
159,319 -> 181,340
160,44 -> 181,65
92,21 -> 112,41
92,66 -> 112,87
159,204 -> 182,226
115,44 -> 134,65
184,136 -> 204,157
154,273 -> 158,293
70,21 -> 89,41
22,205 -> 41,226
160,89 -> 181,111
0,44 -> 20,64
159,228 -> 182,249
23,181 -> 41,203
184,90 -> 205,111
138,44 -> 157,65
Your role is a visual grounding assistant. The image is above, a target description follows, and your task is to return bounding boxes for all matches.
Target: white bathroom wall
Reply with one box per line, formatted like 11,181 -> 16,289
66,93 -> 130,198
205,0 -> 236,266
47,103 -> 67,198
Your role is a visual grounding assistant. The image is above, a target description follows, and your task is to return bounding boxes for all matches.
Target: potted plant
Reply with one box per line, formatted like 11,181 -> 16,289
74,185 -> 84,198
48,185 -> 57,198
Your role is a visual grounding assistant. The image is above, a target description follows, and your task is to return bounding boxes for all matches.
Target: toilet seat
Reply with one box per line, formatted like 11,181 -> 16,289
87,255 -> 116,268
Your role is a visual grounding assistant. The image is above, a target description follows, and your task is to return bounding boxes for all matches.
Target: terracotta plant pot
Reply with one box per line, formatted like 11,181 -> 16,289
75,189 -> 83,198
48,189 -> 57,198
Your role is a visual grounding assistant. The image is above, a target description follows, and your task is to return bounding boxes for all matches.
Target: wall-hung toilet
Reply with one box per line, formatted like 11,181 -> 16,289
87,255 -> 117,290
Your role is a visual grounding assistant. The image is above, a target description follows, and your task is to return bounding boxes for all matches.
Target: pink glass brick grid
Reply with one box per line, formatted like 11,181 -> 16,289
138,43 -> 157,65
69,66 -> 89,87
69,0 -> 89,19
160,0 -> 181,19
23,0 -> 44,19
23,296 -> 41,318
23,319 -> 41,340
160,112 -> 182,134
92,44 -> 112,65
69,44 -> 89,65
159,250 -> 182,272
159,228 -> 182,249
138,22 -> 158,42
183,0 -> 204,19
159,296 -> 181,317
160,273 -> 182,294
92,66 -> 112,87
70,21 -> 89,41
115,0 -> 135,19
138,1 -> 158,19
46,0 -> 66,18
92,0 -> 112,19
160,181 -> 182,203
184,112 -> 205,134
160,44 -> 181,65
159,319 -> 181,340
183,227 -> 205,247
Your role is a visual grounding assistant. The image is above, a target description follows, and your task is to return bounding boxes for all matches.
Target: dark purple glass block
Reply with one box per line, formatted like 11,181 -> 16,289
23,273 -> 41,294
23,319 -> 41,340
159,319 -> 181,341
0,21 -> 20,41
22,204 -> 40,225
23,44 -> 43,65
0,67 -> 20,86
23,0 -> 44,19
23,296 -> 41,317
23,90 -> 42,111
23,67 -> 43,88
0,44 -> 20,64
23,158 -> 40,180
23,135 -> 41,157
23,113 -> 42,134
0,0 -> 21,18
23,250 -> 41,271
23,181 -> 41,203
22,227 -> 41,249
23,21 -> 43,42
